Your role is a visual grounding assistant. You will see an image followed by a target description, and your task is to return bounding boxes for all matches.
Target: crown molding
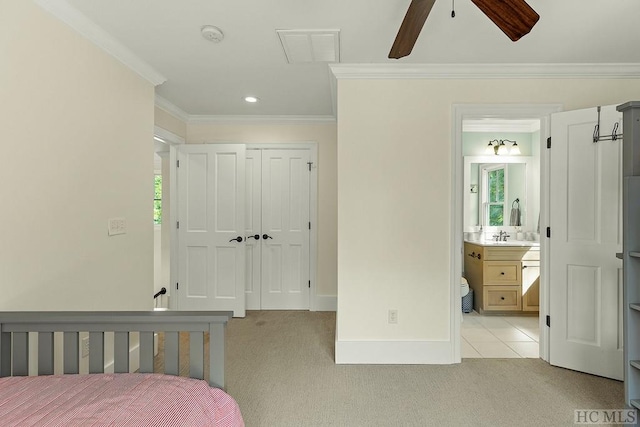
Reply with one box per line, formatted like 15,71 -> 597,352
34,0 -> 166,86
329,63 -> 640,79
154,96 -> 335,125
155,95 -> 190,123
188,115 -> 337,125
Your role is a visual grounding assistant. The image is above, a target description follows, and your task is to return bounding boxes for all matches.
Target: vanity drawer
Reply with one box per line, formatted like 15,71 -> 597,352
483,261 -> 521,285
484,286 -> 522,311
483,246 -> 539,261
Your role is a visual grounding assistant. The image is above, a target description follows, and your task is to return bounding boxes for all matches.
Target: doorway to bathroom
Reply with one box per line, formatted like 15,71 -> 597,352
451,103 -> 561,364
460,116 -> 543,359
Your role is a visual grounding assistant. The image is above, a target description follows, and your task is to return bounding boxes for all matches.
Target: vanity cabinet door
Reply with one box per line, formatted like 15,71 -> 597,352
483,261 -> 522,285
521,261 -> 540,312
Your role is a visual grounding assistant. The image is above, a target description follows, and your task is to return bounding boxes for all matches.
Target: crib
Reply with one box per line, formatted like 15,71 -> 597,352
0,310 -> 244,426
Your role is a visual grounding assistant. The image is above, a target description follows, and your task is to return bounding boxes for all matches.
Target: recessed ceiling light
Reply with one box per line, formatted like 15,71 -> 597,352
244,96 -> 259,103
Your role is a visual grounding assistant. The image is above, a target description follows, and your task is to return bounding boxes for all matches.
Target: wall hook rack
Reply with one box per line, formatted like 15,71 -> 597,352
593,106 -> 623,143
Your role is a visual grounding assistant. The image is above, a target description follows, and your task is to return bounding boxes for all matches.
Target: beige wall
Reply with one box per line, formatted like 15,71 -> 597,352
0,1 -> 155,310
155,107 -> 187,139
187,122 -> 338,296
336,78 -> 640,345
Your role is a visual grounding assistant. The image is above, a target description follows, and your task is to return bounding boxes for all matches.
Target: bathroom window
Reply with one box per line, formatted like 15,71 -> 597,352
481,164 -> 507,226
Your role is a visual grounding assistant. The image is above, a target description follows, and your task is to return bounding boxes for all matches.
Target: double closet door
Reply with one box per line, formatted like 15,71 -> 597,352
175,144 -> 310,317
245,149 -> 310,310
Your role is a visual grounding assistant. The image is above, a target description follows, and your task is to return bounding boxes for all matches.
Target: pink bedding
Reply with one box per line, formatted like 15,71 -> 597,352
0,373 -> 244,427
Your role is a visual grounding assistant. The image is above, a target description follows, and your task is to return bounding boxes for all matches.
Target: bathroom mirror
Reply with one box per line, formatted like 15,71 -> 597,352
463,156 -> 536,231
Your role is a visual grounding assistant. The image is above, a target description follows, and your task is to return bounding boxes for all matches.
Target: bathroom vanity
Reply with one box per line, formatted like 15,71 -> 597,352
464,240 -> 540,314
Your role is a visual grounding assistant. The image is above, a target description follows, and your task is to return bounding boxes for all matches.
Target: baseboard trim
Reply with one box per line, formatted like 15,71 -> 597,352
335,339 -> 454,364
313,295 -> 337,311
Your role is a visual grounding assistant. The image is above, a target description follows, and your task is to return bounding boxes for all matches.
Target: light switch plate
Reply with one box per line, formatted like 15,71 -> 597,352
108,217 -> 126,236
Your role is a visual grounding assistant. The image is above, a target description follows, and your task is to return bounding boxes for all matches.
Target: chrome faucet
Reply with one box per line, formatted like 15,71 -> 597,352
492,230 -> 510,241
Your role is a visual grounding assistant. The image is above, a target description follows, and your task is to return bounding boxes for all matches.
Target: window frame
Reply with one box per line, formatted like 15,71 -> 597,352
480,163 -> 508,227
154,173 -> 162,226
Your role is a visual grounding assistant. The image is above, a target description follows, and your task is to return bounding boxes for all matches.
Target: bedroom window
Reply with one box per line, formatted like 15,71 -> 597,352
154,174 -> 162,225
481,164 -> 506,226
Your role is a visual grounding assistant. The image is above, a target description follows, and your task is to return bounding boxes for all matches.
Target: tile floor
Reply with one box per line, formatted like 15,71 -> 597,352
462,311 -> 540,358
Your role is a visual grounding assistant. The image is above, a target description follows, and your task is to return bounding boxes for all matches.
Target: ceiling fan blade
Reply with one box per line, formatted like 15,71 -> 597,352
389,0 -> 437,59
470,0 -> 539,41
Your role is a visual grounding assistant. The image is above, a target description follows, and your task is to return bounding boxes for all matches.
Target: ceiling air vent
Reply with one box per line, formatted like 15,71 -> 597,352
276,29 -> 340,64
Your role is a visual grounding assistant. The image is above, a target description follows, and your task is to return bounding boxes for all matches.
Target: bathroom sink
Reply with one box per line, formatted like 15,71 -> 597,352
479,240 -> 539,247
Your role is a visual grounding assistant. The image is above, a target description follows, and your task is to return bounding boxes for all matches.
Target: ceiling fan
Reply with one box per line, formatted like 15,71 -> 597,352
389,0 -> 540,59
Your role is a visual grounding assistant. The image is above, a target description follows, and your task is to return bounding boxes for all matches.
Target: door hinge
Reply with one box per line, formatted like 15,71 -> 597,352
308,280 -> 311,288
176,282 -> 179,290
308,222 -> 311,230
546,315 -> 550,327
307,162 -> 312,172
546,227 -> 551,238
177,221 -> 180,229
547,137 -> 551,149
177,160 -> 180,168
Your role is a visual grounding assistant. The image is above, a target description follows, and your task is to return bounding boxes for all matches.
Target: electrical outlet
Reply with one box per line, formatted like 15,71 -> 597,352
388,309 -> 398,324
81,336 -> 90,358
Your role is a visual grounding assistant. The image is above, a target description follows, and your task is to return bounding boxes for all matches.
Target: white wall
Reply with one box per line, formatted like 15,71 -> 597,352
0,0 -> 155,310
335,77 -> 640,363
186,122 -> 338,297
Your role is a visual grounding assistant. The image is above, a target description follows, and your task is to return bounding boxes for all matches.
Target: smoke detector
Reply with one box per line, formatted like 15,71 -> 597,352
201,25 -> 224,43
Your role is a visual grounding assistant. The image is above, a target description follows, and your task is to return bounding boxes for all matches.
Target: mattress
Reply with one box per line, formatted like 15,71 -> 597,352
0,373 -> 244,427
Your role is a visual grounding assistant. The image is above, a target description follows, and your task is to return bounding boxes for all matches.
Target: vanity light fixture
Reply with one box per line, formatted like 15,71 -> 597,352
486,139 -> 519,155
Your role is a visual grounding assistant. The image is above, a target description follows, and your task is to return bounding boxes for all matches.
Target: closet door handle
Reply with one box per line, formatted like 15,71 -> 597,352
229,236 -> 243,243
262,234 -> 273,240
247,234 -> 260,240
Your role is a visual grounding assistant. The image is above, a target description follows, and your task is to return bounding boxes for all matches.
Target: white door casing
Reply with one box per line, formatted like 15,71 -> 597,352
549,105 -> 623,380
175,144 -> 246,317
261,149 -> 311,309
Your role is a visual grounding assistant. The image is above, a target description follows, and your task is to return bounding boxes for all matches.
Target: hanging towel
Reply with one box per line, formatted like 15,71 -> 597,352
509,198 -> 521,226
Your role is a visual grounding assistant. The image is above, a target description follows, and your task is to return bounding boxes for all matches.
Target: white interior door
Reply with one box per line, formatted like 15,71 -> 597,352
549,105 -> 623,380
261,149 -> 310,309
176,144 -> 246,317
245,149 -> 262,310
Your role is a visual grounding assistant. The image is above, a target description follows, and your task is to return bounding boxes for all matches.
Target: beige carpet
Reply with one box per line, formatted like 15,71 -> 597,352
224,311 -> 623,427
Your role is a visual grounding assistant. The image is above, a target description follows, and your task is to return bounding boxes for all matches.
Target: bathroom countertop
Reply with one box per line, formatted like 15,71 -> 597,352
464,239 -> 540,248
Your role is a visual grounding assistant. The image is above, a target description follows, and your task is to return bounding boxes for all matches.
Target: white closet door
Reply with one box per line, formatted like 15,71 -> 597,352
245,150 -> 262,310
261,150 -> 310,309
176,144 -> 246,317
